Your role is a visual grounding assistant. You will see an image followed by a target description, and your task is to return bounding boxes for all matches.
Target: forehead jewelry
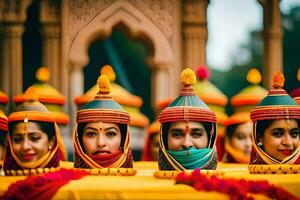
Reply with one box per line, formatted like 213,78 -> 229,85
184,122 -> 189,135
23,115 -> 29,136
99,122 -> 104,132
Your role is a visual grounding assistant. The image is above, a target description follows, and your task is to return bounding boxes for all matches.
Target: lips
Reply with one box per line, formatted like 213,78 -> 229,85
21,153 -> 36,161
279,149 -> 293,156
93,150 -> 111,155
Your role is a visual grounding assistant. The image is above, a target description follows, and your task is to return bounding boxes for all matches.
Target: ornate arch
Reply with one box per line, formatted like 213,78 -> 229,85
69,0 -> 173,69
68,0 -> 175,115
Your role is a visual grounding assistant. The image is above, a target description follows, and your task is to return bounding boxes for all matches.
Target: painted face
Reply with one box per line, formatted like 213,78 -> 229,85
11,122 -> 54,163
149,132 -> 160,161
167,121 -> 208,151
261,119 -> 300,161
82,122 -> 121,157
230,122 -> 252,156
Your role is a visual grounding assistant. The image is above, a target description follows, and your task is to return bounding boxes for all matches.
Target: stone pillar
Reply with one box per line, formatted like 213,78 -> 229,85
40,0 -> 61,88
0,0 -> 31,110
150,66 -> 171,114
259,0 -> 283,89
182,0 -> 208,70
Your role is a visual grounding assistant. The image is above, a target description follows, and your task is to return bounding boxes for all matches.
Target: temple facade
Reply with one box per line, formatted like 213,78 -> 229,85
0,0 -> 283,120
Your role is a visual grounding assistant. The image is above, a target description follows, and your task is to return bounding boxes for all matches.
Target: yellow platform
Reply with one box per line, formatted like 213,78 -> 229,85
0,162 -> 299,199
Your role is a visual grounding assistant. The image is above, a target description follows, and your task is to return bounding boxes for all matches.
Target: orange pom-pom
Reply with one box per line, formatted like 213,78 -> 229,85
180,68 -> 196,86
100,65 -> 116,82
247,68 -> 262,84
36,67 -> 50,83
272,71 -> 285,89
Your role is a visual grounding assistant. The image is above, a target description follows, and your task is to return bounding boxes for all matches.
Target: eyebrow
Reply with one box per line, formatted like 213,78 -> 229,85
13,132 -> 42,136
169,128 -> 205,133
83,127 -> 119,132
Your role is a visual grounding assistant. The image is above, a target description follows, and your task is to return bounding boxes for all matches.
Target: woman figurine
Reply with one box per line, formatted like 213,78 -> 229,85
223,113 -> 252,163
74,75 -> 135,175
3,89 -> 66,175
223,68 -> 267,163
249,71 -> 300,174
156,68 -> 218,174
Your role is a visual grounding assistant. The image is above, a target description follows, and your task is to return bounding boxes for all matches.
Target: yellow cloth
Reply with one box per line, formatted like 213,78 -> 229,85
0,162 -> 299,199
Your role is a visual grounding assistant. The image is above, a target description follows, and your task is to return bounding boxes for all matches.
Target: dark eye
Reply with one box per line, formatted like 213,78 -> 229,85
290,129 -> 300,138
271,129 -> 284,138
171,131 -> 183,138
30,136 -> 41,142
106,131 -> 117,137
84,131 -> 97,137
235,133 -> 246,140
191,130 -> 203,138
12,136 -> 23,144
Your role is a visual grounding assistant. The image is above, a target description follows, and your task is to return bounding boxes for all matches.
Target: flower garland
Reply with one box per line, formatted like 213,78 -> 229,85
175,169 -> 299,200
0,168 -> 88,200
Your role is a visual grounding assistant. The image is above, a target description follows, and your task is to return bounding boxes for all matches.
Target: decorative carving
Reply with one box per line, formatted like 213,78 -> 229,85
68,0 -> 112,42
40,23 -> 60,38
0,24 -> 24,37
40,0 -> 61,23
0,0 -> 31,23
128,0 -> 175,40
67,0 -> 175,42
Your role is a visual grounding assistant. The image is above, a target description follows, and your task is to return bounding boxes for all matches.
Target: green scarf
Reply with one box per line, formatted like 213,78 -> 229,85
167,147 -> 213,169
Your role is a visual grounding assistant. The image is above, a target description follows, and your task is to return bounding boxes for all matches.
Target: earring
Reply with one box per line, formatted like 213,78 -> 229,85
257,141 -> 263,147
48,146 -> 52,151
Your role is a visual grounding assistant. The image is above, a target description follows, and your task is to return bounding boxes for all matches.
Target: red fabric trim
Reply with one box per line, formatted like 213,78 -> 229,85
0,169 -> 88,200
250,107 -> 300,121
159,107 -> 217,123
76,109 -> 130,124
176,169 -> 299,200
90,150 -> 123,167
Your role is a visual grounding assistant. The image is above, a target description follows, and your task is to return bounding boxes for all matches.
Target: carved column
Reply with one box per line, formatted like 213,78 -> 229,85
182,0 -> 208,70
40,0 -> 61,88
0,0 -> 31,110
259,0 -> 282,89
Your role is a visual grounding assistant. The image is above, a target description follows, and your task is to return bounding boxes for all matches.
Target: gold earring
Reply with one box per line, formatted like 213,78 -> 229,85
48,146 -> 52,150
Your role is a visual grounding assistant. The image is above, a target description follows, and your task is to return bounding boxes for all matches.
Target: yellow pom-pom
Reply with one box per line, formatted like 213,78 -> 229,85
97,75 -> 111,93
272,71 -> 285,89
100,64 -> 116,82
180,68 -> 196,86
297,67 -> 300,82
247,68 -> 262,84
24,87 -> 39,101
36,67 -> 50,83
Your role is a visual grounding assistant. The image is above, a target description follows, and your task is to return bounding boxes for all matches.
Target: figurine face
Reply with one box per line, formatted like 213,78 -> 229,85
261,119 -> 300,161
167,121 -> 208,151
230,122 -> 252,156
149,132 -> 160,161
11,122 -> 54,163
82,122 -> 121,157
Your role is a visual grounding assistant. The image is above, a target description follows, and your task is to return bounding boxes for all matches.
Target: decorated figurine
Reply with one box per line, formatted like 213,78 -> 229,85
75,65 -> 148,161
223,68 -> 267,163
74,74 -> 136,176
249,71 -> 300,174
155,68 -> 219,178
3,89 -> 66,176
